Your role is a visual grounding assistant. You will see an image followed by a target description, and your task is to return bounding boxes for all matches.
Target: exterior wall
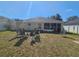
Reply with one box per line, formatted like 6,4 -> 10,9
0,20 -> 63,33
23,22 -> 44,31
23,22 -> 63,33
9,21 -> 17,30
5,20 -> 63,33
61,23 -> 64,33
0,24 -> 6,30
63,25 -> 79,34
13,22 -> 62,33
10,21 -> 23,30
11,23 -> 16,30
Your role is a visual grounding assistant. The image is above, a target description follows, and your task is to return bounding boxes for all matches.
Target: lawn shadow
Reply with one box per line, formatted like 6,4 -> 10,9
9,36 -> 18,41
9,35 -> 24,41
14,36 -> 28,47
63,36 -> 76,40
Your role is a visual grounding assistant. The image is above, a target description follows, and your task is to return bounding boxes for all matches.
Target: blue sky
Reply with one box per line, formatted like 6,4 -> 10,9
0,1 -> 79,21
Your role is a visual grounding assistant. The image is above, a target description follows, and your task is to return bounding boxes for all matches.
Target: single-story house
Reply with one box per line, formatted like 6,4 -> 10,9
0,16 -> 64,33
0,16 -> 10,31
64,19 -> 79,34
19,17 -> 64,33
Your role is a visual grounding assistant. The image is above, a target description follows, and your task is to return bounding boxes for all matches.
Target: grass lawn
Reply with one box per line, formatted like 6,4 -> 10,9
0,31 -> 79,57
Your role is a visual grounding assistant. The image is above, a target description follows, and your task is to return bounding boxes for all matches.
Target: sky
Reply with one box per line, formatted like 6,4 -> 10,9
0,1 -> 79,21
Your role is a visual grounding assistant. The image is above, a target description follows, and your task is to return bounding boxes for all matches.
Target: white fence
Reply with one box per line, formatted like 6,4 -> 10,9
63,25 -> 79,34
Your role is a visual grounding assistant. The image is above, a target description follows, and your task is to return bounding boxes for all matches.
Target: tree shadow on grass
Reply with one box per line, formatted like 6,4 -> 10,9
14,37 -> 28,47
9,36 -> 18,41
63,36 -> 76,40
9,35 -> 23,41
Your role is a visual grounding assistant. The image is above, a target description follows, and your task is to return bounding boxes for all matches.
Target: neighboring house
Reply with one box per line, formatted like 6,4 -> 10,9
0,23 -> 6,31
64,19 -> 79,34
0,16 -> 10,31
0,16 -> 20,31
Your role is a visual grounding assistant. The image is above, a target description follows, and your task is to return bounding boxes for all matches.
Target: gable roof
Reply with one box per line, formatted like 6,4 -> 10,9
24,17 -> 63,23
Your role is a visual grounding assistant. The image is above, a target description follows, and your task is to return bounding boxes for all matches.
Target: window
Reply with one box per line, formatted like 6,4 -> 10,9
51,23 -> 56,29
28,23 -> 31,26
44,23 -> 50,29
44,23 -> 56,29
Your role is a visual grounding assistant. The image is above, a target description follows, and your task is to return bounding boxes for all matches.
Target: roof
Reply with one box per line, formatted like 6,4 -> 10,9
64,19 -> 79,25
24,17 -> 63,23
0,16 -> 10,24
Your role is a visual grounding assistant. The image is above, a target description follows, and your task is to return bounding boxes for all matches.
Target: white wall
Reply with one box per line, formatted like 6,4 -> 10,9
63,25 -> 79,34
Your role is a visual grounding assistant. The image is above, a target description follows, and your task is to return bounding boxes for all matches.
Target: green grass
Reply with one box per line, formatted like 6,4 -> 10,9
0,31 -> 79,57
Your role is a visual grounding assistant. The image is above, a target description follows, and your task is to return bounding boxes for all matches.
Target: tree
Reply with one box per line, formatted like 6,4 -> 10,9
67,16 -> 79,21
50,14 -> 62,21
50,16 -> 56,19
55,14 -> 62,21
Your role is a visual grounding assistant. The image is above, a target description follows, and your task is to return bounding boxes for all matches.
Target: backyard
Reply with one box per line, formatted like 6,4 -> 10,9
0,31 -> 79,57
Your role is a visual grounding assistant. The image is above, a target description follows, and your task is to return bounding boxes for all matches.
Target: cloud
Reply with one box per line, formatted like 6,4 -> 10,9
52,9 -> 61,14
66,9 -> 73,12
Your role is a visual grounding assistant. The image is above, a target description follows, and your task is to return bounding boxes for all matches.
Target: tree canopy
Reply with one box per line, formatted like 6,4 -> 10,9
49,14 -> 62,21
67,16 -> 79,21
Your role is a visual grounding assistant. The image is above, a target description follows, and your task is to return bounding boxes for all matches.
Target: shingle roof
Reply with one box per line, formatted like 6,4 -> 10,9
0,16 -> 9,24
64,19 -> 79,25
24,17 -> 63,23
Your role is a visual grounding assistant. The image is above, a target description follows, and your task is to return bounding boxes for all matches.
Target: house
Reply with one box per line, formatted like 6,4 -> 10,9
0,23 -> 6,31
10,19 -> 24,30
0,16 -> 10,31
9,20 -> 17,30
0,16 -> 64,33
64,19 -> 79,34
20,17 -> 64,33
